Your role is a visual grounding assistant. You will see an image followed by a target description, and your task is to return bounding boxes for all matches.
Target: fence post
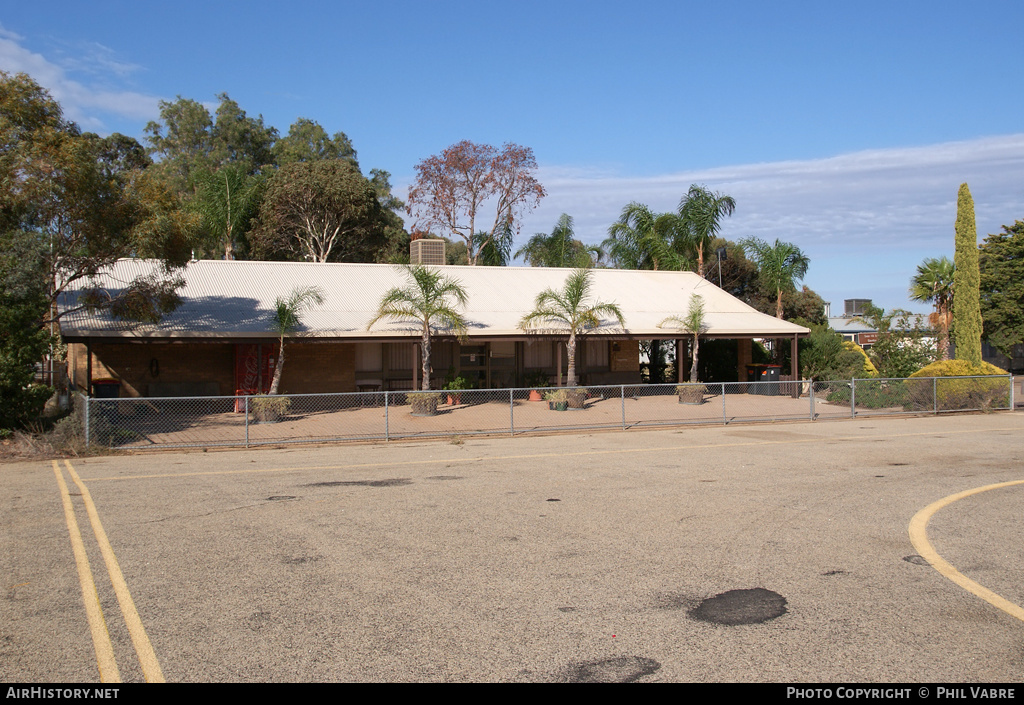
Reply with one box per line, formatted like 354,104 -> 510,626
1009,375 -> 1015,411
84,394 -> 90,446
851,378 -> 856,418
809,380 -> 815,420
621,385 -> 626,430
510,388 -> 514,437
722,382 -> 727,424
384,391 -> 389,441
933,377 -> 938,415
245,395 -> 249,448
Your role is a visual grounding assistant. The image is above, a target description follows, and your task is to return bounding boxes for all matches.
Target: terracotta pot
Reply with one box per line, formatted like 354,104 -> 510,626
529,389 -> 543,402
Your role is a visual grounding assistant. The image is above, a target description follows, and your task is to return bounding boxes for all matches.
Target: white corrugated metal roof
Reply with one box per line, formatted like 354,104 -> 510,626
57,260 -> 810,340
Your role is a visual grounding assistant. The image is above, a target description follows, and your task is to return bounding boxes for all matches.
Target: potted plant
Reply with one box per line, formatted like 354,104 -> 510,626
252,395 -> 292,423
565,387 -> 588,409
675,384 -> 707,405
409,391 -> 442,416
443,374 -> 470,406
544,389 -> 569,411
525,370 -> 549,401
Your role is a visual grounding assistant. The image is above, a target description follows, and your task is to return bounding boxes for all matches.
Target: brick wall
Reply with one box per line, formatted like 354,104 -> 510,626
275,343 -> 355,394
70,342 -> 234,397
69,341 -> 357,397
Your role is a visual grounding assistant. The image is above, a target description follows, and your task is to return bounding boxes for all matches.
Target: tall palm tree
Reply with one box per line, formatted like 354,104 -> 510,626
603,203 -> 687,271
659,294 -> 708,383
910,256 -> 954,360
740,237 -> 810,319
269,285 -> 325,395
678,184 -> 736,278
367,265 -> 468,390
519,269 -> 625,387
516,213 -> 594,268
191,164 -> 263,260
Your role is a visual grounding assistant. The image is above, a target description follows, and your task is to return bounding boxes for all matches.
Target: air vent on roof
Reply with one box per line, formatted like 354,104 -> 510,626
844,299 -> 872,316
410,239 -> 446,265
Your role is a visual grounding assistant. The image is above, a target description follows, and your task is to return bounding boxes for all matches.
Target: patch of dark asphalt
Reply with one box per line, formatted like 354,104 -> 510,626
688,588 -> 787,626
889,462 -> 909,466
559,656 -> 661,683
266,495 -> 296,501
822,569 -> 847,576
283,556 -> 319,565
903,555 -> 930,566
557,607 -> 576,613
546,498 -> 561,502
303,479 -> 412,488
425,475 -> 464,481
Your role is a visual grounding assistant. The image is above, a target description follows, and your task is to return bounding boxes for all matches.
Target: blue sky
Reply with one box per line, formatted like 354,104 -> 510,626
3,1 -> 1023,314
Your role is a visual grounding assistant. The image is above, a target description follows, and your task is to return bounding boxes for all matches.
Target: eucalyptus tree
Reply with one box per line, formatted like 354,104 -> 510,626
909,256 -> 954,360
519,269 -> 625,387
273,117 -> 358,166
739,237 -> 810,319
367,266 -> 469,390
250,159 -> 385,263
678,184 -> 736,278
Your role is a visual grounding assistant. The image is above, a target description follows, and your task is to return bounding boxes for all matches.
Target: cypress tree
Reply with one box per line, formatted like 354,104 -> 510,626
953,183 -> 982,365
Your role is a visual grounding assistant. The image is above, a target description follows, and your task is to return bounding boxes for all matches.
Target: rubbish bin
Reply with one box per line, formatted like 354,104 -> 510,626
747,365 -> 780,396
747,365 -> 767,395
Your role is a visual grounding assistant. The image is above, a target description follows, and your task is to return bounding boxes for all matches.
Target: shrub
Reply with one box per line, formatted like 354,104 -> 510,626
252,396 -> 292,423
908,360 -> 1010,411
842,341 -> 878,377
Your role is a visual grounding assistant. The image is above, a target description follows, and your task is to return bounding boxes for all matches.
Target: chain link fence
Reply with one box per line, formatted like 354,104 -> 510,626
83,375 -> 1015,450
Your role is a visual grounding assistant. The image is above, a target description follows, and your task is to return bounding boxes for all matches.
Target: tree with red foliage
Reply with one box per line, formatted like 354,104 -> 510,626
407,141 -> 545,265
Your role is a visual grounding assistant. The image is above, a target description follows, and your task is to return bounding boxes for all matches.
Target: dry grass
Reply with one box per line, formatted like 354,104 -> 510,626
0,405 -> 109,462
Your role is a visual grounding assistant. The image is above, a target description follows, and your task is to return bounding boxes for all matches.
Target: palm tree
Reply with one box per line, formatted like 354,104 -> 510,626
191,164 -> 263,260
474,221 -> 514,266
678,184 -> 736,278
659,294 -> 708,383
519,269 -> 625,387
269,285 -> 326,395
739,237 -> 810,319
910,256 -> 954,360
516,213 -> 595,268
603,203 -> 687,271
367,265 -> 468,390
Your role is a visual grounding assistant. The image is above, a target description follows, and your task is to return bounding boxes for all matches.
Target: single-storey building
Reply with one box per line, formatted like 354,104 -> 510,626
57,260 -> 810,397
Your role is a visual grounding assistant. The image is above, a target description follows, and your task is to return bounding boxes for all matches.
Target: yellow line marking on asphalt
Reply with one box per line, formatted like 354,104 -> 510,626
909,480 -> 1024,623
52,461 -> 121,683
82,425 -> 1019,482
64,460 -> 166,683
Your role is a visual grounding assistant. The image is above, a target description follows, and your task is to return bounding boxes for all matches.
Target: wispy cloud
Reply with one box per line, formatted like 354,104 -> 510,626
523,134 -> 1024,252
0,23 -> 160,131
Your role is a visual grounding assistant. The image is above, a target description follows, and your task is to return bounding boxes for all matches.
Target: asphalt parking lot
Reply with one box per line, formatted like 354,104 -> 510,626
3,412 -> 1023,683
